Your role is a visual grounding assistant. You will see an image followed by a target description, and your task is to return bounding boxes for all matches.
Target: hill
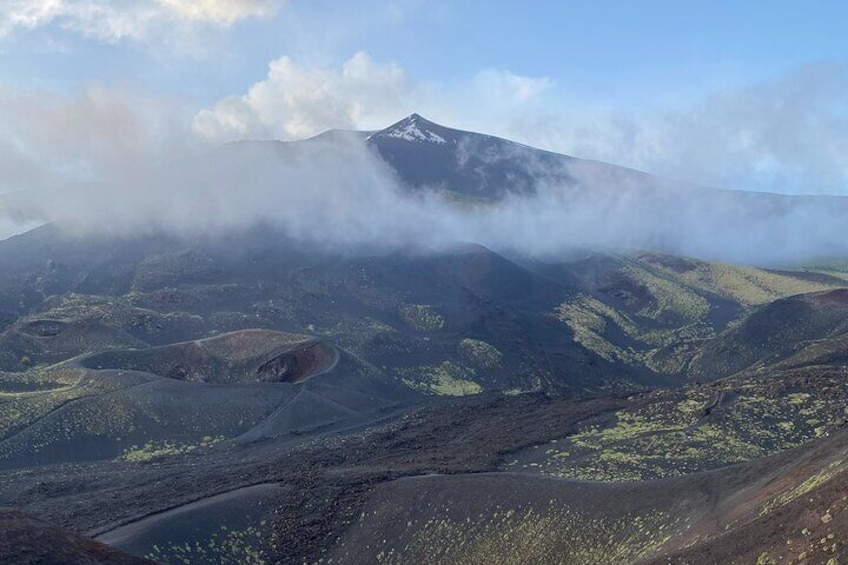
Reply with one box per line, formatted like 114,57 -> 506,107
1,115 -> 848,563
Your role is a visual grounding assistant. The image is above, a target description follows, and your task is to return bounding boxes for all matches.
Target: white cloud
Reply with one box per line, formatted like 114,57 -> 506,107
0,83 -> 193,192
193,52 -> 553,143
193,53 -> 848,194
2,46 -> 844,212
6,131 -> 848,265
0,56 -> 845,262
193,51 -> 415,141
159,0 -> 280,24
470,69 -> 552,104
0,0 -> 284,41
503,64 -> 848,194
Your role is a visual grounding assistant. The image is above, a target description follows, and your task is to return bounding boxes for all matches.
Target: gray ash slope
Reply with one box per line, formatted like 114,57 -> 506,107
336,114 -> 848,261
366,113 -> 576,199
369,114 -> 848,207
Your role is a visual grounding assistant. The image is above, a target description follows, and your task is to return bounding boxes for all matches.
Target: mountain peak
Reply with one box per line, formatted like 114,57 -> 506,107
369,113 -> 450,145
399,113 -> 433,126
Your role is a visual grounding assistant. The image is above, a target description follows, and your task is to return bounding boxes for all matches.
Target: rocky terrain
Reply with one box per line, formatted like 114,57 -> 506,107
2,117 -> 848,564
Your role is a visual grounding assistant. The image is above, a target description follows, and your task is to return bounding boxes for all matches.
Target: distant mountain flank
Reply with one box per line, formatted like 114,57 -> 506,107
5,112 -> 848,265
366,113 -> 574,199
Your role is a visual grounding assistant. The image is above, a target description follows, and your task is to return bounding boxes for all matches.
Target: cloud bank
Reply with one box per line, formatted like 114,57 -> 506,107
193,52 -> 411,141
0,83 -> 192,193
194,55 -> 848,196
0,51 -> 845,265
2,51 -> 843,200
3,132 -> 848,266
513,64 -> 848,196
0,0 -> 283,41
193,52 -> 553,144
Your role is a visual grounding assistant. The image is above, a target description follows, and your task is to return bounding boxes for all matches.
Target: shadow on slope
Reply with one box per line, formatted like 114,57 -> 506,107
0,508 -> 152,565
691,288 -> 848,380
96,484 -> 284,565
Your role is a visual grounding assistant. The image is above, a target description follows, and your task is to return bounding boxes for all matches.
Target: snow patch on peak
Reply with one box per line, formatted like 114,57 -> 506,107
387,123 -> 447,144
375,114 -> 449,145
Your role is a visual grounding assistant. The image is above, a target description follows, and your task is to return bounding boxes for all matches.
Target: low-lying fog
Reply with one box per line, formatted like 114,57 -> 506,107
1,135 -> 846,266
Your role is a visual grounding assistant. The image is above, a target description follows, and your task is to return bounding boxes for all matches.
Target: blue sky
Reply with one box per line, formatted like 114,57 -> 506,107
5,2 -> 847,103
0,0 -> 846,195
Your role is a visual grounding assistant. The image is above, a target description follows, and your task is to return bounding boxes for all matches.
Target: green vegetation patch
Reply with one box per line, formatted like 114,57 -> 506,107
147,523 -> 272,565
119,436 -> 225,463
641,255 -> 844,307
0,367 -> 79,396
457,339 -> 502,369
365,499 -> 688,565
507,376 -> 847,481
319,317 -> 397,357
621,260 -> 711,322
554,295 -> 639,365
553,293 -> 711,373
0,368 -> 141,444
758,458 -> 846,517
398,304 -> 445,331
553,254 -> 848,378
401,361 -> 482,396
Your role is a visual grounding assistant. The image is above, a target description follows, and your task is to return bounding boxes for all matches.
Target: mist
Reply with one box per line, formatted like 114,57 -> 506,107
2,132 -> 847,267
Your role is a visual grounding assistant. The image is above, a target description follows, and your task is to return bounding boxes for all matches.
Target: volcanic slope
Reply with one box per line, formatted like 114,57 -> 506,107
0,224 -> 844,400
367,115 -> 848,261
0,224 -> 846,484
0,508 -> 152,564
89,112 -> 848,262
532,251 -> 848,378
0,225 -> 650,396
327,423 -> 848,565
690,288 -> 848,378
1,116 -> 848,564
501,286 -> 848,482
366,113 -> 576,200
3,376 -> 848,564
0,329 -> 415,470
